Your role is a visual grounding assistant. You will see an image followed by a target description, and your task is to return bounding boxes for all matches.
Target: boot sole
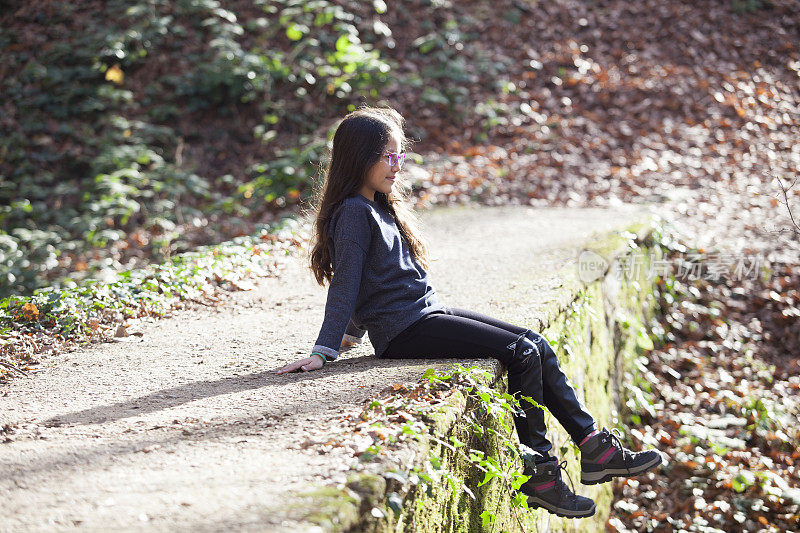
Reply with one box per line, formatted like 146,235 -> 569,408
580,453 -> 664,485
525,496 -> 596,518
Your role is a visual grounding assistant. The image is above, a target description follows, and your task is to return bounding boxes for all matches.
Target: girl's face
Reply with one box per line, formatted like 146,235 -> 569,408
359,127 -> 404,202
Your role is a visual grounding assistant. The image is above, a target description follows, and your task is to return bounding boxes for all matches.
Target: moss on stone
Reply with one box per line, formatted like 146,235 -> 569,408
288,486 -> 361,531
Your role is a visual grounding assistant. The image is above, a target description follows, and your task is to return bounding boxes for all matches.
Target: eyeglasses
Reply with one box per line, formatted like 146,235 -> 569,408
385,151 -> 406,169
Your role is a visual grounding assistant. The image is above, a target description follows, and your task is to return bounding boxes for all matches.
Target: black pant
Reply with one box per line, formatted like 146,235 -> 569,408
382,307 -> 596,456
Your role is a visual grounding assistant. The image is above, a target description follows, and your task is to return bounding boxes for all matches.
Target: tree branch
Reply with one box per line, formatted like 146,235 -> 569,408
0,360 -> 29,377
775,176 -> 800,238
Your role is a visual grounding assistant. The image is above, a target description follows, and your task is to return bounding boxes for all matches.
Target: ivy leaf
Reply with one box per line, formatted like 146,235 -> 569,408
477,470 -> 497,487
335,34 -> 352,53
511,492 -> 529,509
285,23 -> 307,41
386,492 -> 403,516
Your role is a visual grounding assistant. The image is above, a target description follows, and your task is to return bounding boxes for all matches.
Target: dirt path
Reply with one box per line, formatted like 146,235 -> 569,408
0,204 -> 649,532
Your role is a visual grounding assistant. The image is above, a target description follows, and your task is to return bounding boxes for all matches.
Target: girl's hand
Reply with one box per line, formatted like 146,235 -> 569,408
340,338 -> 357,350
275,354 -> 324,374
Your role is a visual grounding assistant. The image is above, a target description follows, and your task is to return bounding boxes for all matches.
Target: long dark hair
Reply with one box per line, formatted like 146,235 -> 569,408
306,106 -> 431,285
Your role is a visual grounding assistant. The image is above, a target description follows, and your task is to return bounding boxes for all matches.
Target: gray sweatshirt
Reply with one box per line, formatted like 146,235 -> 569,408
311,194 -> 446,360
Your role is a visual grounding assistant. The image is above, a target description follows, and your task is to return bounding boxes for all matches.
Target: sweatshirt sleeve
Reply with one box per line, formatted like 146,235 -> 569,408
311,202 -> 372,360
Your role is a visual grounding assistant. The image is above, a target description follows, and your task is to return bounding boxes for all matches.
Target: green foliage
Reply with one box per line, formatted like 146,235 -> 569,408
0,1 -> 211,296
480,509 -> 497,528
0,0 -> 396,297
0,216 -> 297,353
730,0 -> 767,14
242,135 -> 329,206
412,20 -> 471,110
2,0 -> 510,297
411,365 -> 542,526
154,0 -> 392,119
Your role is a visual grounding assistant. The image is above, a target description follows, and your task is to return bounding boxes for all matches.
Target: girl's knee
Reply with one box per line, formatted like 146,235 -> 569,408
525,331 -> 545,345
508,353 -> 539,376
525,331 -> 556,357
505,333 -> 541,374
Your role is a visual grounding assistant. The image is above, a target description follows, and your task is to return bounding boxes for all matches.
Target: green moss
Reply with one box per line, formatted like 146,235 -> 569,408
289,486 -> 360,531
426,389 -> 468,435
346,473 -> 387,502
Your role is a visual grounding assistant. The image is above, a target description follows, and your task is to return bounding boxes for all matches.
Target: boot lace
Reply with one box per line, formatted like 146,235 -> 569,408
607,427 -> 635,467
553,460 -> 580,502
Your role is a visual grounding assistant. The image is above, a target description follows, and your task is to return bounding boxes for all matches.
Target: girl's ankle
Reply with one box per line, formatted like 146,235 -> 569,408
578,429 -> 601,448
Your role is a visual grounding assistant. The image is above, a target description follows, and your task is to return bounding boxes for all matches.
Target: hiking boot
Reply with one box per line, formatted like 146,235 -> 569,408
580,428 -> 664,485
520,458 -> 596,518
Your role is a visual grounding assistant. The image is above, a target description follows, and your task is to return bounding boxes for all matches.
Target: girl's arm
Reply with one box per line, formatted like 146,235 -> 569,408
276,241 -> 366,374
309,238 -> 368,360
276,201 -> 371,374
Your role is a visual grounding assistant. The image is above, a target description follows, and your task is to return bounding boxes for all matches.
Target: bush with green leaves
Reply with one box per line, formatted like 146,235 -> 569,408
1,0 -> 510,297
0,0 -> 395,297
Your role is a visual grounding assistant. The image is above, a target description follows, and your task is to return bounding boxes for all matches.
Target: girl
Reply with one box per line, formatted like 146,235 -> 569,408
276,106 -> 663,518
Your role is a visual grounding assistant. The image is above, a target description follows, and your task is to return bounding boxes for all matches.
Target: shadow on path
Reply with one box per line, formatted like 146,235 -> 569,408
6,356 -> 493,484
41,355 -> 459,428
